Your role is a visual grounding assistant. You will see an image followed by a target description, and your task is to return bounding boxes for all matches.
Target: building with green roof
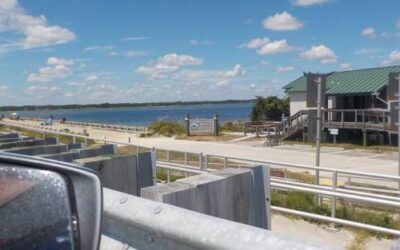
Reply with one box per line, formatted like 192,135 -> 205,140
283,65 -> 400,116
281,65 -> 400,146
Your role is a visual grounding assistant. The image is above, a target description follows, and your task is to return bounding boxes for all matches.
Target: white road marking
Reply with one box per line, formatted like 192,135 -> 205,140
347,154 -> 385,161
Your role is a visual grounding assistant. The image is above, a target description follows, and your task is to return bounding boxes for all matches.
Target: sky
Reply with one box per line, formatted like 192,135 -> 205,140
0,0 -> 400,106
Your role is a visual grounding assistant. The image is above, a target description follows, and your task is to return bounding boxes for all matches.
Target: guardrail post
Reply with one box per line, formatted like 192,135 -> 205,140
152,147 -> 157,161
184,152 -> 188,166
167,150 -> 170,162
72,136 -> 76,144
204,154 -> 208,169
223,157 -> 228,169
199,152 -> 203,169
330,171 -> 338,229
341,111 -> 344,127
84,137 -> 87,148
167,170 -> 171,183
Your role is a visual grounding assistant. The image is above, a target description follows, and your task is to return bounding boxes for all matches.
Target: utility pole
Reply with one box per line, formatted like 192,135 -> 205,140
315,76 -> 322,186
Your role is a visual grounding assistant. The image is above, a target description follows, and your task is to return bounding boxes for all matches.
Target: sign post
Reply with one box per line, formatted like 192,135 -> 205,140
186,115 -> 219,136
315,76 -> 322,186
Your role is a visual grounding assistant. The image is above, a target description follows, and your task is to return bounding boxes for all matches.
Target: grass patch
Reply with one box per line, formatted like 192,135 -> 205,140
346,230 -> 370,250
156,168 -> 185,182
147,121 -> 185,137
282,140 -> 397,153
0,124 -> 97,146
272,190 -> 400,238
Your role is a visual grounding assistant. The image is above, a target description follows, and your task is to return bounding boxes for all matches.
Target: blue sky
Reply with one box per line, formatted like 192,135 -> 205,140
0,0 -> 400,105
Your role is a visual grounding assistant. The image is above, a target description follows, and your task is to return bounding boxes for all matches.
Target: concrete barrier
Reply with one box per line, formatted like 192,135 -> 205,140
5,144 -> 68,156
74,144 -> 116,159
141,166 -> 270,229
101,188 -> 322,250
0,138 -> 58,150
0,133 -> 19,139
74,152 -> 155,196
0,138 -> 22,143
39,144 -> 116,163
41,151 -> 80,162
67,143 -> 83,150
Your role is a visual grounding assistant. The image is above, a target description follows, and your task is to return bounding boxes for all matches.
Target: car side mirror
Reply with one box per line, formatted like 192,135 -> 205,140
0,152 -> 102,250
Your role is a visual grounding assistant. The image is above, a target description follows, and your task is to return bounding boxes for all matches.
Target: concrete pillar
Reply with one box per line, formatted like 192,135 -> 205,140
185,113 -> 190,136
141,166 -> 270,229
363,130 -> 367,147
213,114 -> 219,136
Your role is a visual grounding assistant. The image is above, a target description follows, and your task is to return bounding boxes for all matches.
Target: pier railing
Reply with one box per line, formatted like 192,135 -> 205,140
1,120 -> 400,237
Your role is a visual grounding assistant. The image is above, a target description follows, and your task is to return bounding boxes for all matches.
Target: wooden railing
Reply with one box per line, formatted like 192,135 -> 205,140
322,109 -> 392,131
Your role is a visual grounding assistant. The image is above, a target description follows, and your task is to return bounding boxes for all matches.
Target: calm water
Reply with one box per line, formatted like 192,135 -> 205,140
14,103 -> 253,126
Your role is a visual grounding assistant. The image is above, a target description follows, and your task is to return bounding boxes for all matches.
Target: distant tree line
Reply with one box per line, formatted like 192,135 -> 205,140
251,96 -> 289,121
0,99 -> 255,112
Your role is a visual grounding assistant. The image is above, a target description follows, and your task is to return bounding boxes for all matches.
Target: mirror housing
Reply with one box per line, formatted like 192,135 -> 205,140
0,152 -> 102,250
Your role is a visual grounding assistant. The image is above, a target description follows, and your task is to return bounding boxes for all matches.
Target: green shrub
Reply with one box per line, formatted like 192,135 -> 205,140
148,121 -> 185,137
272,191 -> 330,216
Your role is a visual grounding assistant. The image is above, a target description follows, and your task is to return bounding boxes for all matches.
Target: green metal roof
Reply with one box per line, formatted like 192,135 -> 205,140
283,65 -> 400,95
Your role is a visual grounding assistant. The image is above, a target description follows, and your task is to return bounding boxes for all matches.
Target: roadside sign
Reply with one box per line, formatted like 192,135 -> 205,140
329,128 -> 339,135
189,119 -> 215,134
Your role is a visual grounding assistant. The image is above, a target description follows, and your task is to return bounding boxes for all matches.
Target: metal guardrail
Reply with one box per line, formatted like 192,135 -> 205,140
102,188 -> 324,250
2,121 -> 400,236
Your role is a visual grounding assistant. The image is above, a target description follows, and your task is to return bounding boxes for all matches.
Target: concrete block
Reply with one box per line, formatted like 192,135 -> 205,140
73,152 -> 154,196
0,138 -> 58,150
0,138 -> 22,143
141,166 -> 270,229
5,144 -> 68,156
41,151 -> 80,162
75,144 -> 116,159
67,143 -> 83,150
0,133 -> 19,139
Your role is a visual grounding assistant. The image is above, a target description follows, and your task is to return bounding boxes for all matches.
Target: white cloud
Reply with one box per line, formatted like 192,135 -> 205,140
224,64 -> 245,78
381,50 -> 400,66
361,27 -> 376,39
239,37 -> 270,49
301,45 -> 337,64
173,64 -> 245,87
262,11 -> 304,31
85,75 -> 99,81
125,50 -> 146,58
260,60 -> 270,65
354,48 -> 384,55
190,39 -> 214,46
292,0 -> 330,6
0,85 -> 9,91
257,40 -> 294,55
26,85 -> 60,95
396,20 -> 400,29
121,36 -> 149,41
47,57 -> 73,66
109,50 -> 146,58
360,28 -> 393,39
0,0 -> 75,50
275,66 -> 294,73
28,57 -> 74,82
340,63 -> 352,70
136,53 -> 203,78
84,45 -> 114,52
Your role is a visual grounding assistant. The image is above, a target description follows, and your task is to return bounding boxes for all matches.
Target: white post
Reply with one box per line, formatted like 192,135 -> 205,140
397,74 -> 400,192
315,76 -> 322,186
